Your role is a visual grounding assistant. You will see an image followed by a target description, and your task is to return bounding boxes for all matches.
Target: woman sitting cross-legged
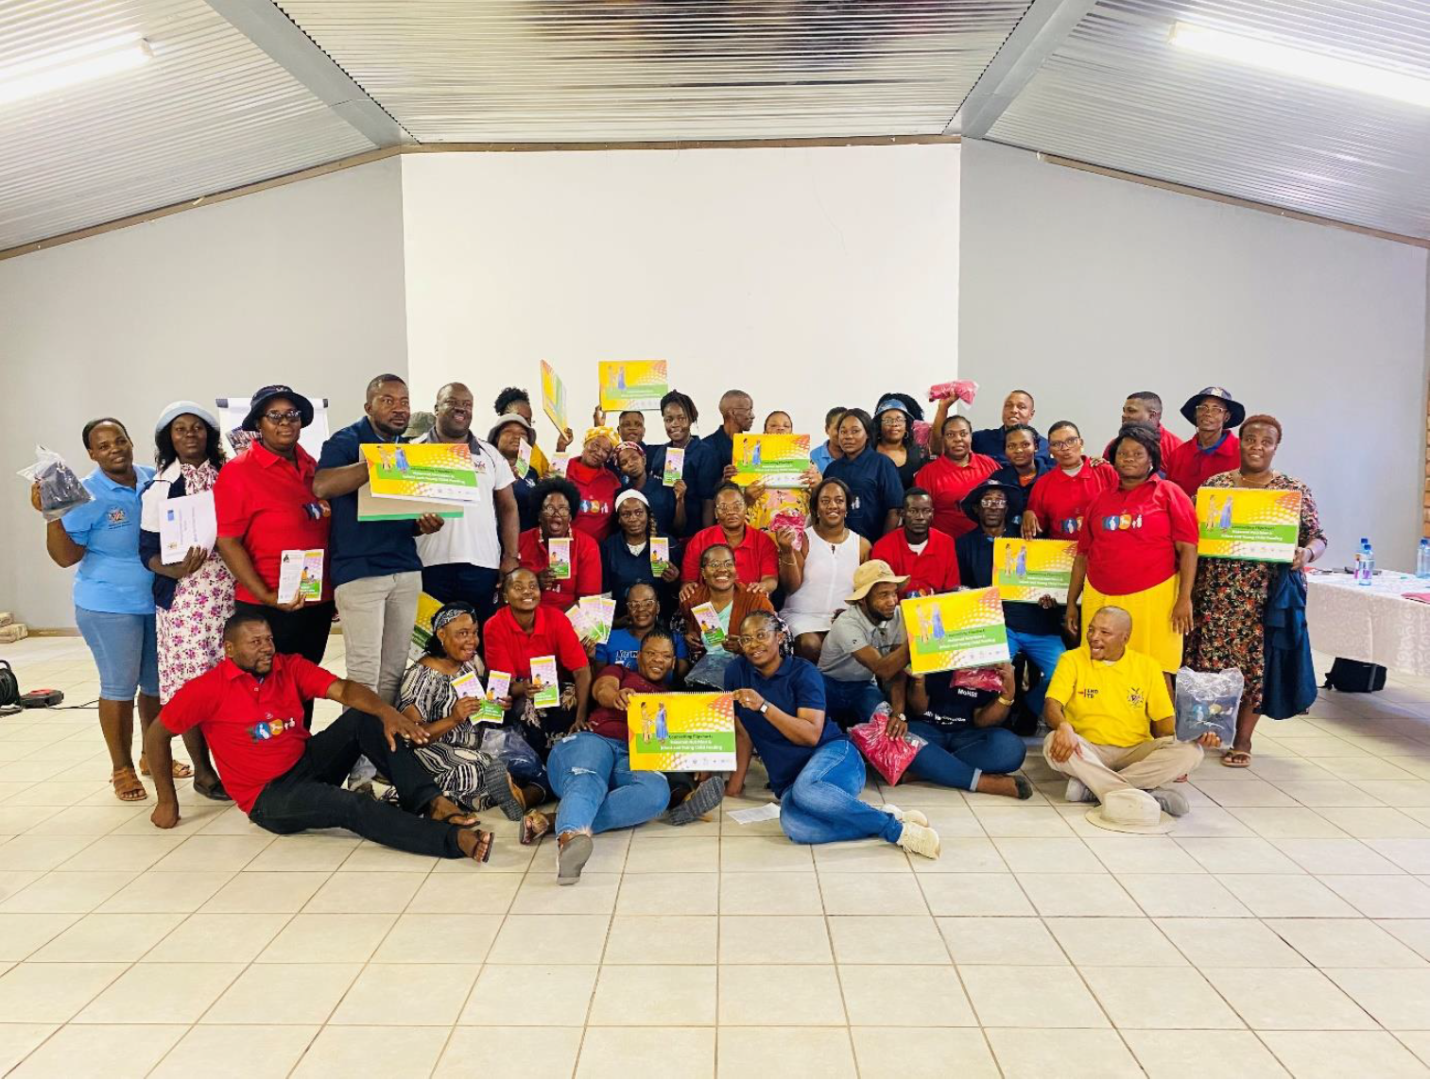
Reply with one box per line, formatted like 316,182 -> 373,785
896,663 -> 1032,800
724,610 -> 942,858
544,629 -> 717,884
396,601 -> 545,818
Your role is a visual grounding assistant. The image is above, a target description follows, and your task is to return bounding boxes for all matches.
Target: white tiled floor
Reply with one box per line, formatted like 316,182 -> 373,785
2,636 -> 1430,1078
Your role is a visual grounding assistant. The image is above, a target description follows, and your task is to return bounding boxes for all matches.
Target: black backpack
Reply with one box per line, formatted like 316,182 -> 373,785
1323,658 -> 1387,693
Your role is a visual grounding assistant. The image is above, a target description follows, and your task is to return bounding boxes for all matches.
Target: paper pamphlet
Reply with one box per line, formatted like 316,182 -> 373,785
451,670 -> 483,699
530,655 -> 560,709
662,446 -> 685,487
650,537 -> 670,576
480,671 -> 510,721
691,602 -> 725,649
548,537 -> 572,580
158,491 -> 218,565
277,549 -> 324,604
626,692 -> 736,771
541,360 -> 568,433
361,443 -> 479,504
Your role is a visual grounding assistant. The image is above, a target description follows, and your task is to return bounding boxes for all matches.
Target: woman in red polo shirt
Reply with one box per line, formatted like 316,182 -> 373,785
1066,424 -> 1199,677
564,426 -> 621,542
1022,421 -> 1118,541
914,414 -> 998,541
679,482 -> 778,596
517,477 -> 602,612
214,386 -> 333,726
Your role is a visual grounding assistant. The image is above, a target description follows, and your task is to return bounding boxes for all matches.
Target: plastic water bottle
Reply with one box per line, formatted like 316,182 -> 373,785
1356,538 -> 1374,586
1418,538 -> 1430,579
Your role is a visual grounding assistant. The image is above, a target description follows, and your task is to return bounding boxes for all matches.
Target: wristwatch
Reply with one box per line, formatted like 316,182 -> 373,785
758,702 -> 770,714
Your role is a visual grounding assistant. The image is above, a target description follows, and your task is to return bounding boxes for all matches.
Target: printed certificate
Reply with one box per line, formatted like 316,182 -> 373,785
627,692 -> 736,771
1197,487 -> 1303,564
158,491 -> 217,564
901,588 -> 1010,675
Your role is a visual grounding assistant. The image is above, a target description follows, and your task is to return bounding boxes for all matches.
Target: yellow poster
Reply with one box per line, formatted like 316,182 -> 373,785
362,443 -> 479,503
599,360 -> 669,412
1197,487 -> 1303,563
408,591 -> 445,662
541,359 -> 568,432
731,434 -> 812,489
901,588 -> 1010,675
627,692 -> 736,771
992,538 -> 1077,604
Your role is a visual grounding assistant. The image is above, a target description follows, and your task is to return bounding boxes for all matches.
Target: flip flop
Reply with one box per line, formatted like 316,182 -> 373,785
460,828 -> 494,863
1221,749 -> 1253,768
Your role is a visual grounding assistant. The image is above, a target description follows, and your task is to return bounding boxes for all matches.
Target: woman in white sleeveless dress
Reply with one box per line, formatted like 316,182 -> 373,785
778,476 -> 870,662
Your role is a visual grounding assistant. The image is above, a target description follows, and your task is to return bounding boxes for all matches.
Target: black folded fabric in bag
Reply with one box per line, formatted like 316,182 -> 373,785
1323,658 -> 1387,694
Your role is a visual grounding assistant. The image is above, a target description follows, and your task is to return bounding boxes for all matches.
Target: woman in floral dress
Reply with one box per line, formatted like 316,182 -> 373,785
138,402 -> 235,799
1184,415 -> 1327,767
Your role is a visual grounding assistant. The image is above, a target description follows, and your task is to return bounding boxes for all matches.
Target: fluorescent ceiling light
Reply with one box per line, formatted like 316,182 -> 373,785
0,36 -> 152,106
1171,21 -> 1430,108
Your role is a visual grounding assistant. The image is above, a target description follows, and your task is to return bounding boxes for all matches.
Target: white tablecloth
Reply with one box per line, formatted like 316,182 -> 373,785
1305,570 -> 1430,677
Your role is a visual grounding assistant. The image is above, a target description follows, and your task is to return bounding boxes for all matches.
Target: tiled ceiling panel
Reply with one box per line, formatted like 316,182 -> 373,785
276,0 -> 1032,141
0,0 -> 375,252
987,0 -> 1430,239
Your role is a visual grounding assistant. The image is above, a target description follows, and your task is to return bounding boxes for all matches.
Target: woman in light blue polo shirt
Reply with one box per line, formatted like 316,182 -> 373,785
32,418 -> 161,803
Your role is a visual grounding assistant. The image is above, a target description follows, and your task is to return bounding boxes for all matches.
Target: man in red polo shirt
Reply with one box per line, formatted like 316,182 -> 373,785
143,613 -> 494,862
1102,392 -> 1183,466
1164,386 -> 1244,500
871,488 -> 959,596
1025,421 -> 1119,541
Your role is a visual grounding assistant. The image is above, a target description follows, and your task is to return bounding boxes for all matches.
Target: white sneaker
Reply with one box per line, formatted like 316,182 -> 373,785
896,821 -> 942,860
880,803 -> 929,827
1065,779 -> 1095,804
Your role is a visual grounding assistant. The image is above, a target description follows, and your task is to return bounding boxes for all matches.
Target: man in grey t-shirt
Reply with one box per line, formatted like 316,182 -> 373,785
816,560 -> 912,729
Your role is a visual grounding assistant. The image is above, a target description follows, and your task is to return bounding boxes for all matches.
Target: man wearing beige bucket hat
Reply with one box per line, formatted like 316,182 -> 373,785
816,560 -> 912,728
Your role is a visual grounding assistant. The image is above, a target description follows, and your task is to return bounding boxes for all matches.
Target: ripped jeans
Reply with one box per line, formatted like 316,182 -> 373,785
547,733 -> 670,836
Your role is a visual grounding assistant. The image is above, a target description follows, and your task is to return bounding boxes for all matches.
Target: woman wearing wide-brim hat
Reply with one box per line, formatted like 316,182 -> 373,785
1164,386 -> 1245,500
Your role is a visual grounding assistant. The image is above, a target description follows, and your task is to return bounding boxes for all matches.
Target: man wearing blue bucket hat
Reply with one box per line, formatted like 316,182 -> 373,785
1164,386 -> 1245,500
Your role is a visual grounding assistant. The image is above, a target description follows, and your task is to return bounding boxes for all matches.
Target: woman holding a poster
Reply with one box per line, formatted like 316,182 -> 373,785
1184,415 -> 1325,768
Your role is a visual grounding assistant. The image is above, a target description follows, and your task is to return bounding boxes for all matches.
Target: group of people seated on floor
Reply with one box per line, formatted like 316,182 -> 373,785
35,376 -> 1327,883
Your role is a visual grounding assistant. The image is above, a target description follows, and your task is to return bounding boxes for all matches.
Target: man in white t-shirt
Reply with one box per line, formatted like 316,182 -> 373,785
416,382 -> 521,624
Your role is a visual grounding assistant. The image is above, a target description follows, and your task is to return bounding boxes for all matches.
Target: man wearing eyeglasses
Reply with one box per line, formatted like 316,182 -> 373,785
1163,386 -> 1245,500
313,375 -> 445,707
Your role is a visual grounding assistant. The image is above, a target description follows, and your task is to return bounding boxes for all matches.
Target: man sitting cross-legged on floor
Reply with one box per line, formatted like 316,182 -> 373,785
1042,605 -> 1219,817
144,612 -> 496,862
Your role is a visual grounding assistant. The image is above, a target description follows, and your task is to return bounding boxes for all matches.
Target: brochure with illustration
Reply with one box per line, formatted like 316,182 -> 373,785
541,360 -> 568,433
515,440 -> 532,479
361,442 -> 479,504
691,602 -> 726,649
530,655 -> 560,709
662,446 -> 684,487
479,671 -> 510,721
277,549 -> 324,604
650,537 -> 670,576
599,360 -> 668,412
579,595 -> 615,644
626,692 -> 736,771
731,434 -> 812,488
450,670 -> 483,699
1196,487 -> 1303,564
548,537 -> 572,580
991,538 -> 1077,604
901,588 -> 1010,675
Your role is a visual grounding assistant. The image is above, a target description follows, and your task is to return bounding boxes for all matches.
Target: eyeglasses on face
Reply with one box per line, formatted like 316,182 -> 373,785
734,629 -> 778,646
704,560 -> 737,572
263,410 -> 303,425
979,495 -> 1007,507
1049,437 -> 1082,451
1195,401 -> 1228,414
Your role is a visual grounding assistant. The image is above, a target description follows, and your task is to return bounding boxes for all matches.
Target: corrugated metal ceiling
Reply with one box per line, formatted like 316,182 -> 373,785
274,0 -> 1032,141
0,0 -> 374,252
988,0 -> 1430,239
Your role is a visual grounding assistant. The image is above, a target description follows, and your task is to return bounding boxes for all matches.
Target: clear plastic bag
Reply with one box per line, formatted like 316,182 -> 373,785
17,445 -> 91,521
849,709 -> 928,786
479,724 -> 543,775
1174,666 -> 1242,745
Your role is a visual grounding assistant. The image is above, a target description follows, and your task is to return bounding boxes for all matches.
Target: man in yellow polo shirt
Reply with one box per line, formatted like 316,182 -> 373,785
1043,606 -> 1218,817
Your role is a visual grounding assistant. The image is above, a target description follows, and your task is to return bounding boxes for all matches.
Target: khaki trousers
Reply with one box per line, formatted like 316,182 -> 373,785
1042,731 -> 1203,799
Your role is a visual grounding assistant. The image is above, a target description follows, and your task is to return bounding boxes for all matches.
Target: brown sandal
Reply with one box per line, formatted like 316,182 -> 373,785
521,810 -> 553,846
138,755 -> 192,779
459,828 -> 495,863
427,795 -> 480,827
111,767 -> 148,802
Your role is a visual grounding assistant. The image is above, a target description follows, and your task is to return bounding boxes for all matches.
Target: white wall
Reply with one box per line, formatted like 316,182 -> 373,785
0,159 -> 408,629
959,140 -> 1430,570
399,145 -> 961,442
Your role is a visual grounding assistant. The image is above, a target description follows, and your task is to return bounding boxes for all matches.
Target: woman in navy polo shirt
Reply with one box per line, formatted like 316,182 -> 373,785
33,418 -> 160,803
600,490 -> 682,621
723,611 -> 941,858
824,408 -> 904,542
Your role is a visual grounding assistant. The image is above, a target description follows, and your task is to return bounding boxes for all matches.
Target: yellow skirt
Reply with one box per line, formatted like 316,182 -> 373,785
1082,576 -> 1183,674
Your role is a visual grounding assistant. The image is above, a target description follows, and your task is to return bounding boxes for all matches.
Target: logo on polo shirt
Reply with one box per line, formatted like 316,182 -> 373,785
1127,688 -> 1145,708
1061,516 -> 1082,535
106,507 -> 128,527
1100,513 -> 1143,532
1079,688 -> 1099,700
581,498 -> 611,516
249,717 -> 297,741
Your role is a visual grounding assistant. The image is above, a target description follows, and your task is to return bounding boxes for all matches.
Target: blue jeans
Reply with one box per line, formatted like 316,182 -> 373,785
821,676 -> 887,730
1004,629 -> 1066,717
548,733 -> 670,835
905,720 -> 1028,792
779,740 -> 904,846
75,607 -> 158,701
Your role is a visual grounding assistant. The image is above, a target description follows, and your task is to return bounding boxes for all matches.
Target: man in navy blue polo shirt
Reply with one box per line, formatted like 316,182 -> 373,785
971,390 -> 1052,469
314,375 -> 445,704
702,389 -> 755,483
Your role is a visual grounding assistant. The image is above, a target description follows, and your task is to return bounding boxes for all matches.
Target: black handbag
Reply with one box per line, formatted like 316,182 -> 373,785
1323,658 -> 1387,694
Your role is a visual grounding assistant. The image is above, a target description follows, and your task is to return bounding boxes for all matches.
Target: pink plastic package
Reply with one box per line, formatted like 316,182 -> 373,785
954,666 -> 1006,693
768,508 -> 807,549
911,420 -> 932,448
928,380 -> 979,405
849,712 -> 927,786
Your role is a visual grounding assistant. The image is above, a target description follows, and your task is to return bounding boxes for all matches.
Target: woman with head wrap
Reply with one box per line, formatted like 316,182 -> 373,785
564,425 -> 622,542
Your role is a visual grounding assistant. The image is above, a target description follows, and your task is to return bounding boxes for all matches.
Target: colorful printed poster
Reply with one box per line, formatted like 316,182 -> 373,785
548,537 -> 572,580
541,360 -> 568,433
901,588 -> 1010,675
690,602 -> 726,649
579,595 -> 616,644
731,434 -> 811,488
992,538 -> 1077,604
599,360 -> 669,412
1196,487 -> 1303,563
277,548 -> 324,604
409,591 -> 445,661
480,671 -> 510,721
627,692 -> 736,771
650,537 -> 670,576
662,446 -> 685,487
362,443 -> 480,504
357,486 -> 464,522
530,655 -> 560,709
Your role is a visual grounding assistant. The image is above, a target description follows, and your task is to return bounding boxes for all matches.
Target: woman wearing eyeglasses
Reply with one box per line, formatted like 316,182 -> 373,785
1022,421 -> 1118,541
677,543 -> 773,694
214,386 -> 334,728
593,582 -> 689,684
724,611 -> 941,858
